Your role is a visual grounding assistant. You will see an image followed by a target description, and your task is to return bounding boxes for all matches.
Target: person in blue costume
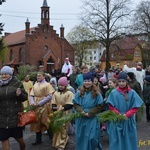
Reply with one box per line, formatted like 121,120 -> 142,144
75,65 -> 89,89
73,73 -> 103,150
106,71 -> 143,150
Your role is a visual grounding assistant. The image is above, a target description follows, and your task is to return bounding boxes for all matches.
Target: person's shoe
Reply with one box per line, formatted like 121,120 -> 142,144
32,140 -> 42,146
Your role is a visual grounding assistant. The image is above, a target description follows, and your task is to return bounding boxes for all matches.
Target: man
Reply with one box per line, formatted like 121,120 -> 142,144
123,61 -> 145,90
61,58 -> 73,77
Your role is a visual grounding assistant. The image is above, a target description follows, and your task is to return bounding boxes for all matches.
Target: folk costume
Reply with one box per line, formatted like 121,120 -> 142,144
22,75 -> 33,107
106,72 -> 143,150
73,73 -> 103,150
52,77 -> 74,150
29,73 -> 54,145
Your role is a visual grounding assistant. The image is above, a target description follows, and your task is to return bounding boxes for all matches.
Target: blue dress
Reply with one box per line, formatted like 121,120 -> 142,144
106,89 -> 143,150
73,91 -> 103,150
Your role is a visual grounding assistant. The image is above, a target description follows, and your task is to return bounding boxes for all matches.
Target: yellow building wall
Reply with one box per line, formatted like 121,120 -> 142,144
100,45 -> 142,70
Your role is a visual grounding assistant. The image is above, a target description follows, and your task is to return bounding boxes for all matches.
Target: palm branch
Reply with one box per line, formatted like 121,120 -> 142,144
50,110 -> 126,133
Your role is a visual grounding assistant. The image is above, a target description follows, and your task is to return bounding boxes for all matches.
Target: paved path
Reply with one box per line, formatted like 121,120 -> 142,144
1,110 -> 150,150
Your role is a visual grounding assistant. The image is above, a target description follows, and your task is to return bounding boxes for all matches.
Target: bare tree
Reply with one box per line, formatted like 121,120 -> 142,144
132,1 -> 150,42
132,1 -> 150,67
66,25 -> 96,67
80,0 -> 132,70
0,0 -> 6,34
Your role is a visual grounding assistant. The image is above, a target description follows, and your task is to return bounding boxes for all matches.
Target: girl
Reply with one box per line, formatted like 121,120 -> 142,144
73,73 -> 103,150
29,71 -> 54,145
101,77 -> 118,133
93,76 -> 102,93
51,76 -> 74,150
104,77 -> 118,101
106,72 -> 143,150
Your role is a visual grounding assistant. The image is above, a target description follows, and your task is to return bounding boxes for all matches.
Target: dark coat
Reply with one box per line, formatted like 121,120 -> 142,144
0,77 -> 28,128
128,78 -> 142,98
143,82 -> 150,104
69,73 -> 78,91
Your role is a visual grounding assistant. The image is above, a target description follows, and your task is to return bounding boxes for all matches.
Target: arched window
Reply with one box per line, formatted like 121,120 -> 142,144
10,49 -> 14,61
19,48 -> 23,62
46,10 -> 49,19
42,10 -> 44,19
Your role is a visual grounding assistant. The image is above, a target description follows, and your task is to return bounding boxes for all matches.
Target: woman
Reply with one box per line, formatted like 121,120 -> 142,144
73,73 -> 103,150
0,66 -> 28,150
29,71 -> 55,146
106,72 -> 143,150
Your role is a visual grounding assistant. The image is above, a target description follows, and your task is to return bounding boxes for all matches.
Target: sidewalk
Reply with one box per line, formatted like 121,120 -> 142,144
1,110 -> 150,150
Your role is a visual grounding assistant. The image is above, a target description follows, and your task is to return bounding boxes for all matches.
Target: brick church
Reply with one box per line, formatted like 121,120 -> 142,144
2,0 -> 74,74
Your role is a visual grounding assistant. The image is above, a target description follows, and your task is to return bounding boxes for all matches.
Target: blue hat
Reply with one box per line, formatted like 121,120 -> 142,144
1,66 -> 13,75
117,72 -> 128,82
144,75 -> 150,82
83,73 -> 94,82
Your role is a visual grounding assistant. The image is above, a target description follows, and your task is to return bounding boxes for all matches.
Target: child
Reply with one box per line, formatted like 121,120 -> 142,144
104,77 -> 118,102
101,77 -> 118,134
51,77 -> 74,150
22,74 -> 33,108
29,71 -> 54,145
143,75 -> 150,123
73,73 -> 103,150
93,76 -> 102,93
106,72 -> 143,150
50,77 -> 57,90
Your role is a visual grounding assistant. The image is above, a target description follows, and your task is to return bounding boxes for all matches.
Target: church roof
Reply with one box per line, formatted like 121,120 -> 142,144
42,0 -> 48,7
3,27 -> 35,46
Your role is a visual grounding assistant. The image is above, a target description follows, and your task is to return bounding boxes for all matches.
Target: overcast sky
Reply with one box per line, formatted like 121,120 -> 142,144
1,0 -> 143,37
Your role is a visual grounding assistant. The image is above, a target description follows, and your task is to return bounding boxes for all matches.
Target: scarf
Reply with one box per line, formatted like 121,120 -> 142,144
0,77 -> 12,86
116,85 -> 131,101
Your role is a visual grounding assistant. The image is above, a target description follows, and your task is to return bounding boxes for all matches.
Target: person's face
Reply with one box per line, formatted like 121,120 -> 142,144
72,67 -> 77,73
118,79 -> 127,88
36,74 -> 45,82
127,75 -> 131,81
65,59 -> 69,64
82,68 -> 89,74
58,84 -> 66,90
93,78 -> 98,85
83,79 -> 93,88
1,74 -> 11,81
108,80 -> 116,88
39,67 -> 44,71
50,82 -> 56,88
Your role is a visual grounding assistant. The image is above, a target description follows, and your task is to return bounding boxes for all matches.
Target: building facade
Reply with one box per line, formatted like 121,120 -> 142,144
2,0 -> 74,74
100,37 -> 143,70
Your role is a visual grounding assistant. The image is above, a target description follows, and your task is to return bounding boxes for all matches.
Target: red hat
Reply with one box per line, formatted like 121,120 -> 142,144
58,77 -> 68,87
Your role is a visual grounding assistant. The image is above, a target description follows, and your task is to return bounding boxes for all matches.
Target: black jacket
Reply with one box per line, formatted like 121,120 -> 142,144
0,77 -> 28,128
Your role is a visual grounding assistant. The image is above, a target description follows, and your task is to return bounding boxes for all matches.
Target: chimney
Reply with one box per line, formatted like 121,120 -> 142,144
60,24 -> 64,38
4,32 -> 11,36
25,18 -> 30,34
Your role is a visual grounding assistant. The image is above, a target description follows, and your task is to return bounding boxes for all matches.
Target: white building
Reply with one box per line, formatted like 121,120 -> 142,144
74,42 -> 105,68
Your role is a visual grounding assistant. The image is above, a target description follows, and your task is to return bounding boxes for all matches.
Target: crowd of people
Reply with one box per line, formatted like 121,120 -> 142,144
0,59 -> 150,150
